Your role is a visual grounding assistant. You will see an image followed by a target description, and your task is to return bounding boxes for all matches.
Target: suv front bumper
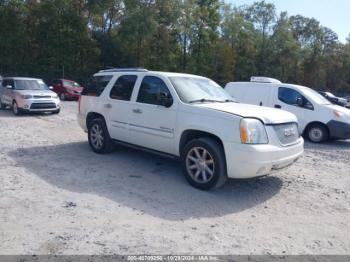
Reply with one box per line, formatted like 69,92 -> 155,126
224,138 -> 304,179
17,98 -> 60,112
327,120 -> 350,140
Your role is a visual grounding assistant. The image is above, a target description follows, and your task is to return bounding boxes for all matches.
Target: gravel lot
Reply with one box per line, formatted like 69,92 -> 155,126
0,101 -> 349,255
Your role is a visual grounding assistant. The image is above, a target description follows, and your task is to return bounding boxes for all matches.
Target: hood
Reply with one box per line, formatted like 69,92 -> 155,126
195,102 -> 298,124
325,104 -> 350,116
15,89 -> 56,96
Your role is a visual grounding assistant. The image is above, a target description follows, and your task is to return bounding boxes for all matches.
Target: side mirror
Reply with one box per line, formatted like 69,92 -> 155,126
49,86 -> 54,90
6,85 -> 13,89
159,92 -> 173,108
296,97 -> 303,107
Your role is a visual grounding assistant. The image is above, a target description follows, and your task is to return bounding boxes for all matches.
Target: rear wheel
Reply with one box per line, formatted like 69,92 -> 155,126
88,118 -> 115,154
181,138 -> 227,190
307,123 -> 329,143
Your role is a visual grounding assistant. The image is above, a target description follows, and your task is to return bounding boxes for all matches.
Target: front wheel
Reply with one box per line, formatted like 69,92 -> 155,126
307,124 -> 329,143
12,101 -> 21,115
88,118 -> 115,154
181,138 -> 227,190
60,93 -> 66,101
0,98 -> 6,110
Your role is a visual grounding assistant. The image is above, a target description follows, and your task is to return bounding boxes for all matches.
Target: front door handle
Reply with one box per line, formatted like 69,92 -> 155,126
104,103 -> 112,109
132,108 -> 143,114
274,104 -> 282,109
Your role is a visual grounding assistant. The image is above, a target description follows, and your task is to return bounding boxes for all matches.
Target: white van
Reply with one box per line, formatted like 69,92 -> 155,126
225,77 -> 350,143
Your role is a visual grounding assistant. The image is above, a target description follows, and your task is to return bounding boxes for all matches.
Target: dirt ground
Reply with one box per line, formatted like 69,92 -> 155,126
0,101 -> 349,255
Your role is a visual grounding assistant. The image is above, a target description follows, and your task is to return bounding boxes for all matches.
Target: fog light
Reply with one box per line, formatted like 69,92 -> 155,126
23,105 -> 29,109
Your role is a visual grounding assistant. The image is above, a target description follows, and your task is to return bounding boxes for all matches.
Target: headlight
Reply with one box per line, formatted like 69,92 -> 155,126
20,94 -> 32,99
240,118 -> 268,144
52,94 -> 58,98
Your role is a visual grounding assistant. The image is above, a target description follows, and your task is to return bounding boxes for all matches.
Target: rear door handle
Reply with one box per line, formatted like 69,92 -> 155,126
274,104 -> 281,109
104,103 -> 112,109
132,108 -> 143,114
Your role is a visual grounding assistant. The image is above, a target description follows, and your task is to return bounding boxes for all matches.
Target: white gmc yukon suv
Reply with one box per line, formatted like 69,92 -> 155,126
78,69 -> 304,190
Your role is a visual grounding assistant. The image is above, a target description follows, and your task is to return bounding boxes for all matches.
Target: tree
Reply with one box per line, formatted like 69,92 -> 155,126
269,12 -> 300,82
221,4 -> 257,80
245,0 -> 276,75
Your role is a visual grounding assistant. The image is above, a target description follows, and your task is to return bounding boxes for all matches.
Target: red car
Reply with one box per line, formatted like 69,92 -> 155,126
51,79 -> 83,100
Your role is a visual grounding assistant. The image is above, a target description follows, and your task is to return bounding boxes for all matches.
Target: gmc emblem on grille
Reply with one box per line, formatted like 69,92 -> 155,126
284,128 -> 296,137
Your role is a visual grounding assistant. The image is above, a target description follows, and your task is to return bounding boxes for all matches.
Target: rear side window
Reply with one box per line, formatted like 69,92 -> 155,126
82,75 -> 113,96
137,76 -> 171,105
109,75 -> 137,101
2,79 -> 14,88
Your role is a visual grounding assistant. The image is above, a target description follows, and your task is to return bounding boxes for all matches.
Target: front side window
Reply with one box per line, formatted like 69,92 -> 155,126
82,75 -> 113,96
110,75 -> 137,101
137,76 -> 172,105
278,87 -> 313,110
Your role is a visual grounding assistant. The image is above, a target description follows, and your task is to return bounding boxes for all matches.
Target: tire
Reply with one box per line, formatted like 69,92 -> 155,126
0,98 -> 6,110
181,137 -> 227,190
12,101 -> 21,115
88,118 -> 115,154
60,93 -> 66,101
306,123 -> 329,143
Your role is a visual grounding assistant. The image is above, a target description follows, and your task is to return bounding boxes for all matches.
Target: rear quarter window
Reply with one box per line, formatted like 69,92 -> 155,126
82,75 -> 113,97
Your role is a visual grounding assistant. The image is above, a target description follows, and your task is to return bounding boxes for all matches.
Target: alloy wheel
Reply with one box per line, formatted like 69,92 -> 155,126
90,123 -> 104,150
13,102 -> 18,115
186,147 -> 215,184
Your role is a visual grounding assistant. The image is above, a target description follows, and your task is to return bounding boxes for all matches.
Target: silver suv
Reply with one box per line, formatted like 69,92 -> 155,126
0,77 -> 60,115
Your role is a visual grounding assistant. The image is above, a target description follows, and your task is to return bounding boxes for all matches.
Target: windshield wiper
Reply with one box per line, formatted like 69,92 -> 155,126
189,98 -> 237,104
189,99 -> 225,104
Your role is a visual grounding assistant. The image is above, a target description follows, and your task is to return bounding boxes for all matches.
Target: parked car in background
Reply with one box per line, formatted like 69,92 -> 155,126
51,79 -> 83,100
78,68 -> 303,190
0,77 -> 60,115
344,95 -> 350,108
318,91 -> 347,107
225,77 -> 350,143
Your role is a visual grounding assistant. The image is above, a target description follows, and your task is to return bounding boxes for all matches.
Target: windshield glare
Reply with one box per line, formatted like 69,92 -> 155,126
302,88 -> 331,105
63,80 -> 80,88
169,76 -> 234,103
15,80 -> 49,90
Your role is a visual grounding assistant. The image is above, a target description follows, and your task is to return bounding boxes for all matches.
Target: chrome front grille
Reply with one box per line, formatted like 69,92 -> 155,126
273,123 -> 299,146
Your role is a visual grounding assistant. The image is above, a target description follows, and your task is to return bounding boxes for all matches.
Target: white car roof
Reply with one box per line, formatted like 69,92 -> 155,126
95,69 -> 208,79
4,77 -> 42,81
227,81 -> 310,90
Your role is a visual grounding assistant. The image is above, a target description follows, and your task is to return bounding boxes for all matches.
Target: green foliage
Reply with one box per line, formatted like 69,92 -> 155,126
0,0 -> 349,94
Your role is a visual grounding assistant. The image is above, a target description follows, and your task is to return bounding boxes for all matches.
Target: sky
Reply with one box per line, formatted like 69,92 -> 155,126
226,0 -> 349,43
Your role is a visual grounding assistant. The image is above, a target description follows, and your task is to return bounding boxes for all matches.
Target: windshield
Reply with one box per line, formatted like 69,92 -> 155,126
302,88 -> 331,105
169,76 -> 234,103
15,79 -> 49,90
63,80 -> 80,88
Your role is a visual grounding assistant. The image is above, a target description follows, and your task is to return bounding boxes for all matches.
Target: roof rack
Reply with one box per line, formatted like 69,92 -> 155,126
250,76 -> 281,84
98,68 -> 148,73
